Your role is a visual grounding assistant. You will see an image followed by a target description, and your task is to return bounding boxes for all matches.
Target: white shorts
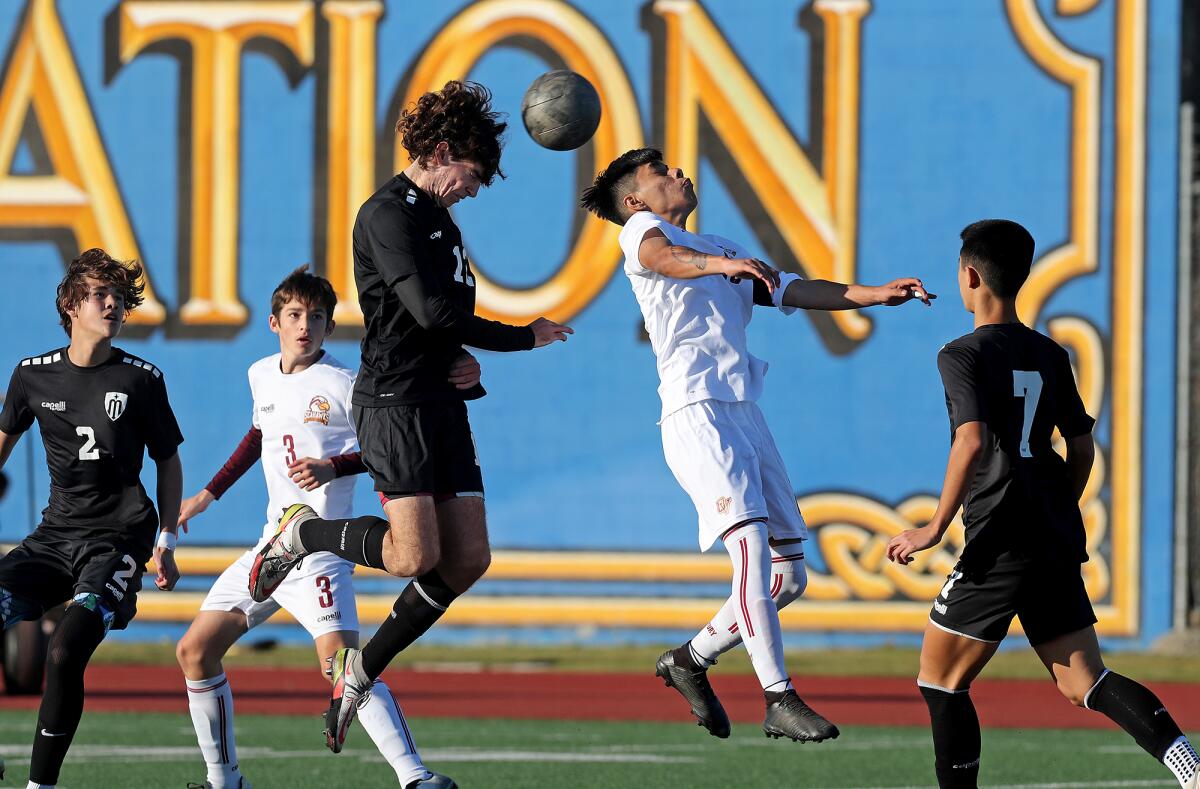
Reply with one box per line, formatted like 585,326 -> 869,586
661,399 -> 809,551
200,536 -> 359,639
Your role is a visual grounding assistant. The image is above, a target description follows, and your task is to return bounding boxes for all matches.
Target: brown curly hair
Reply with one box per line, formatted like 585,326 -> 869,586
396,80 -> 507,185
55,248 -> 146,336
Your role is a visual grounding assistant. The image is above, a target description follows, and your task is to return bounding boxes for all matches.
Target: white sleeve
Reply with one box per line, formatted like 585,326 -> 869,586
248,366 -> 262,429
619,212 -> 672,277
774,272 -> 803,315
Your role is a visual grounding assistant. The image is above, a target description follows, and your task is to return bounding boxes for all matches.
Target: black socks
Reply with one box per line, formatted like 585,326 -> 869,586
297,515 -> 389,569
1085,670 -> 1185,761
360,570 -> 459,679
920,683 -> 981,789
30,602 -> 106,784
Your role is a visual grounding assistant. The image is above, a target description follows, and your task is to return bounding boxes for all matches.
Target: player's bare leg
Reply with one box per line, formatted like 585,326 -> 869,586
917,620 -> 998,789
177,610 -> 252,789
1035,626 -> 1200,788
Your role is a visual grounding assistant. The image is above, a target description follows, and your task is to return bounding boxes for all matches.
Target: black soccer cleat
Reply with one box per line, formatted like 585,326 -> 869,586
654,646 -> 731,738
248,503 -> 315,602
763,688 -> 839,742
406,773 -> 458,788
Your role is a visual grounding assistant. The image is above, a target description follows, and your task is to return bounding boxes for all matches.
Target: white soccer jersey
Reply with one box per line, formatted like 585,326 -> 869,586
248,352 -> 358,538
618,211 -> 800,420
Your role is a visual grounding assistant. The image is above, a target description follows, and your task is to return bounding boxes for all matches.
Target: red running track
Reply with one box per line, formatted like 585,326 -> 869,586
2,665 -> 1199,730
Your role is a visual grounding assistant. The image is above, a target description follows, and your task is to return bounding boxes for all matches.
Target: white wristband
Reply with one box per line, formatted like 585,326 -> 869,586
156,531 -> 177,551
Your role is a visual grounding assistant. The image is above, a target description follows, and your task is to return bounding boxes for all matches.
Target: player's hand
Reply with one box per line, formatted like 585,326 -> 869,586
720,257 -> 781,293
289,457 -> 335,491
177,489 -> 214,534
528,317 -> 573,347
447,352 -> 481,390
886,524 -> 943,565
875,278 -> 935,306
154,545 -> 180,591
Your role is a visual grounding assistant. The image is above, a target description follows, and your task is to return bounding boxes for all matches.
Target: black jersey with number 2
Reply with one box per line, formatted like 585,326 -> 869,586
351,172 -> 534,408
0,347 -> 183,545
937,323 -> 1095,566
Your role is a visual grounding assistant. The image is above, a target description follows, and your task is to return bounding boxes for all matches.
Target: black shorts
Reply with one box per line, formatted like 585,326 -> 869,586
355,401 -> 484,499
928,552 -> 1097,645
0,527 -> 149,631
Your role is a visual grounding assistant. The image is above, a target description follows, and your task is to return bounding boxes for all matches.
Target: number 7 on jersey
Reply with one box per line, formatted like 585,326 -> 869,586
1013,370 -> 1043,458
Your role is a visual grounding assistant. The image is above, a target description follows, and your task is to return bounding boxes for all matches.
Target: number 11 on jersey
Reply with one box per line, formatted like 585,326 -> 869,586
1013,370 -> 1043,458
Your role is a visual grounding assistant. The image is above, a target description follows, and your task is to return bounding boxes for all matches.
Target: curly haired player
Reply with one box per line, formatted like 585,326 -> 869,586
248,81 -> 571,762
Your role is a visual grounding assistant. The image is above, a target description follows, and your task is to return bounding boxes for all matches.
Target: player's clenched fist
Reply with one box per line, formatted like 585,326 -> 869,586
528,317 -> 573,347
875,277 -> 935,306
154,544 -> 180,590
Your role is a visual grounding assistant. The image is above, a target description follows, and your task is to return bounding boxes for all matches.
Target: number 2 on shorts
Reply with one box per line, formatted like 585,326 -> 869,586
1012,370 -> 1043,458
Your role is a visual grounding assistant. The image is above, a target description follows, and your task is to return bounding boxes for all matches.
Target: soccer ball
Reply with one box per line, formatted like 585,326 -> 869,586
520,70 -> 601,151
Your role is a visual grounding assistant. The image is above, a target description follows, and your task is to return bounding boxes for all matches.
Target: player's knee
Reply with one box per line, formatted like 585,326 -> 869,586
175,633 -> 209,674
385,544 -> 440,578
457,544 -> 491,585
1056,677 -> 1091,707
772,568 -> 808,609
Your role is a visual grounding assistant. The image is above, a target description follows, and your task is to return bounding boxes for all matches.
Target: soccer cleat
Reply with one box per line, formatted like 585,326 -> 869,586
323,647 -> 374,753
654,646 -> 731,738
248,503 -> 316,602
186,778 -> 252,789
763,688 -> 840,742
406,773 -> 458,789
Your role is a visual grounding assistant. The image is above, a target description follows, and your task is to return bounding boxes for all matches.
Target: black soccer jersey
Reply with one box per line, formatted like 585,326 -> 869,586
937,323 -> 1095,565
351,172 -> 534,407
0,347 -> 183,542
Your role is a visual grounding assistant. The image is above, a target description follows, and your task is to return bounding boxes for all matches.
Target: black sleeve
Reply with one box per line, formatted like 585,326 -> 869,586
1053,347 -> 1095,438
0,366 -> 33,434
391,269 -> 535,352
364,202 -> 422,285
937,345 -> 985,431
751,278 -> 774,307
141,373 -> 184,460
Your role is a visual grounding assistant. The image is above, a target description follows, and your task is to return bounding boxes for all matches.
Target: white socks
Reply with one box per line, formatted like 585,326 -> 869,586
358,679 -> 430,786
1164,736 -> 1200,788
719,522 -> 791,690
185,673 -> 241,789
691,540 -> 806,665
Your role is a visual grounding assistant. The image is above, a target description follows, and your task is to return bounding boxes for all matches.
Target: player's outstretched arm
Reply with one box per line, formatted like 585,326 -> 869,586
154,451 -> 183,591
0,430 -> 20,472
887,421 -> 984,565
777,277 -> 934,311
637,229 -> 781,292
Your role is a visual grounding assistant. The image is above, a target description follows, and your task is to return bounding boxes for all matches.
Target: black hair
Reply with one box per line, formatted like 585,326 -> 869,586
580,147 -> 664,225
959,219 -> 1035,298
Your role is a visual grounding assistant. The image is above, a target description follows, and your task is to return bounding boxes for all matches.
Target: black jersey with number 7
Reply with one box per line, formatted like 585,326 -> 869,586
937,323 -> 1096,565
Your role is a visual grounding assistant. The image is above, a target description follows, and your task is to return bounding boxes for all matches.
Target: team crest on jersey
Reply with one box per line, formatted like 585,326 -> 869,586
716,496 -> 732,514
104,392 -> 128,421
303,395 -> 331,425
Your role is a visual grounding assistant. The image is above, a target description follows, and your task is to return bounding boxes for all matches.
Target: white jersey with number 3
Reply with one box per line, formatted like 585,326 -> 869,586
249,352 -> 357,539
618,211 -> 799,421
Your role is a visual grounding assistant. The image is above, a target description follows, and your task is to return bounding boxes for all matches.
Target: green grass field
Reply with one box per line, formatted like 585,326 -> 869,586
0,710 -> 1189,789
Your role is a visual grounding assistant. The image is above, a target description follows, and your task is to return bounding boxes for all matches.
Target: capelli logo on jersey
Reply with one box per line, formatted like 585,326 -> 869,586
40,401 -> 66,412
303,395 -> 331,425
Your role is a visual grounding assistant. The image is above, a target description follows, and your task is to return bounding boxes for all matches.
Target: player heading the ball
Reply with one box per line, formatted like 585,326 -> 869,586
581,147 -> 933,742
248,80 -> 571,756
